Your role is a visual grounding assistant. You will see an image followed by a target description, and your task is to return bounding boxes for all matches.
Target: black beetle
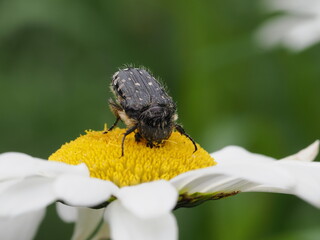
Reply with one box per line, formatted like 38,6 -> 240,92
105,67 -> 197,156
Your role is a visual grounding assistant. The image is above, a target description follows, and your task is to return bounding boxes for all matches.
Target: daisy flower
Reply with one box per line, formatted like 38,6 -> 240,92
0,128 -> 319,240
255,0 -> 320,51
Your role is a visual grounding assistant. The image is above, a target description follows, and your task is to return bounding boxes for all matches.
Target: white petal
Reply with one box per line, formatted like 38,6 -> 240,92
0,179 -> 23,193
0,208 -> 45,240
56,204 -> 107,240
54,175 -> 118,206
90,223 -> 110,240
203,142 -> 320,208
105,200 -> 177,240
115,180 -> 178,219
264,0 -> 320,14
255,0 -> 320,51
281,140 -> 319,162
212,141 -> 319,165
183,174 -> 257,193
0,152 -> 89,180
71,208 -> 104,240
56,202 -> 78,223
212,145 -> 276,165
171,164 -> 294,194
283,19 -> 320,51
250,160 -> 320,207
171,143 -> 320,194
0,177 -> 56,217
255,16 -> 302,49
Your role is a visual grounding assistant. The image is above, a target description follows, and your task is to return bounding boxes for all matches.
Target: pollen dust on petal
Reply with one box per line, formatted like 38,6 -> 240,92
48,128 -> 216,187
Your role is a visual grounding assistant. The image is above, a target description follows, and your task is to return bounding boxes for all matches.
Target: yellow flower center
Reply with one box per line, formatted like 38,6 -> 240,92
49,128 -> 216,187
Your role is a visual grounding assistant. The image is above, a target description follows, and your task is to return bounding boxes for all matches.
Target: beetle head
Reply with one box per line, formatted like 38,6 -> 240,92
138,105 -> 175,143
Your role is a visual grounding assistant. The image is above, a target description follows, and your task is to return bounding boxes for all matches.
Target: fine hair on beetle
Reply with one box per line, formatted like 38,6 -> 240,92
105,66 -> 197,156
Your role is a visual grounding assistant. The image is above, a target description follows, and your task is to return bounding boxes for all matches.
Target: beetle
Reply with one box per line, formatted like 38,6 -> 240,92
105,67 -> 197,156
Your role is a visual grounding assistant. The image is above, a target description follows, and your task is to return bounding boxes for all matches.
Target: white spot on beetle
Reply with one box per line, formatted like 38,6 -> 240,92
128,77 -> 131,80
148,82 -> 153,86
130,71 -> 133,75
121,79 -> 126,83
161,96 -> 165,99
139,71 -> 143,74
118,84 -> 125,90
147,76 -> 151,79
113,71 -> 119,78
135,83 -> 141,86
124,68 -> 129,71
139,98 -> 143,101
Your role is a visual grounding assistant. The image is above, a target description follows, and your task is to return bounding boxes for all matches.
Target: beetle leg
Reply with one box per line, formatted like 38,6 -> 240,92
135,132 -> 142,142
146,141 -> 154,148
104,99 -> 123,134
104,117 -> 120,133
121,125 -> 138,157
175,124 -> 198,153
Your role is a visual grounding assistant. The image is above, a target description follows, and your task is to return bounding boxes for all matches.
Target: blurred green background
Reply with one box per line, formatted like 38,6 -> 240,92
0,0 -> 319,239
